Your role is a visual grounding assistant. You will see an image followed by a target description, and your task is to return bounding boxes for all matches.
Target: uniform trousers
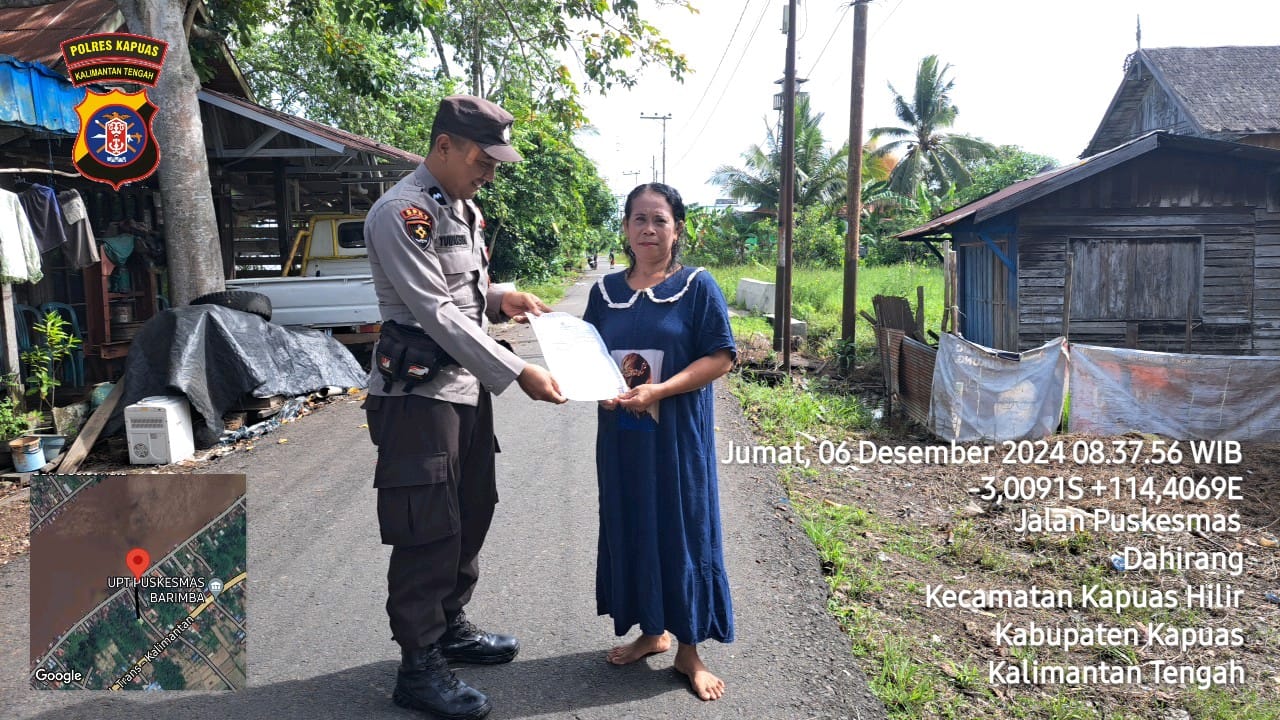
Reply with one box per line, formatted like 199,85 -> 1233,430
365,392 -> 497,650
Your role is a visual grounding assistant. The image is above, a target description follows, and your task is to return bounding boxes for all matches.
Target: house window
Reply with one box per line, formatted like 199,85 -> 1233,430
1069,237 -> 1201,321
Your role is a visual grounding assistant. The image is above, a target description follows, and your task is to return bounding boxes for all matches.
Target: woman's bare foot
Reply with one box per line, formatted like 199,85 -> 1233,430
674,643 -> 725,701
607,632 -> 671,665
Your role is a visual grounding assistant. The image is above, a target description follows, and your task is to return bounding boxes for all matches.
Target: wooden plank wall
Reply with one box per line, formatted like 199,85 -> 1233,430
1015,152 -> 1269,354
1254,198 -> 1280,353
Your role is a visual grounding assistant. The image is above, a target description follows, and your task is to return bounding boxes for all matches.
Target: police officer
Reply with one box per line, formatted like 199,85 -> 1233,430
363,95 -> 566,720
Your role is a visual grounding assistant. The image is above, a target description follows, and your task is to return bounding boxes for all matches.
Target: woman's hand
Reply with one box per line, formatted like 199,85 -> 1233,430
615,384 -> 663,414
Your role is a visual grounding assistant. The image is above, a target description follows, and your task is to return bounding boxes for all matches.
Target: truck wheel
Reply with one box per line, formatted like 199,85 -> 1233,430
191,290 -> 273,321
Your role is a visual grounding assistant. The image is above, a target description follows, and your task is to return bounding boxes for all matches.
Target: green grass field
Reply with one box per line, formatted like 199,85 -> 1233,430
705,262 -> 945,361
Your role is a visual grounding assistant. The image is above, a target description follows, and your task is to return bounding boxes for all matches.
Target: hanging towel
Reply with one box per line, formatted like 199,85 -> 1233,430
18,183 -> 67,254
0,188 -> 42,283
57,189 -> 99,269
101,234 -> 136,292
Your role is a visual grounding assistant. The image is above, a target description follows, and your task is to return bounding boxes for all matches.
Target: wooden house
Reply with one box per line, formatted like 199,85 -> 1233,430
1084,46 -> 1280,156
898,132 -> 1280,355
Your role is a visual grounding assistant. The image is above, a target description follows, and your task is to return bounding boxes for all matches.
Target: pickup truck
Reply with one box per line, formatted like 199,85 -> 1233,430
226,214 -> 382,346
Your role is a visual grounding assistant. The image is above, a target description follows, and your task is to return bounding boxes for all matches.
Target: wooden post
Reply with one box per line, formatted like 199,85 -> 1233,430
0,283 -> 19,382
841,0 -> 870,343
1183,293 -> 1194,353
1062,253 -> 1073,342
915,285 -> 925,341
56,381 -> 123,473
942,242 -> 958,336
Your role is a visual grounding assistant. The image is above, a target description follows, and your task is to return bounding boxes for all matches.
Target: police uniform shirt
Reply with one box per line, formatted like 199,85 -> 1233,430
365,163 -> 526,404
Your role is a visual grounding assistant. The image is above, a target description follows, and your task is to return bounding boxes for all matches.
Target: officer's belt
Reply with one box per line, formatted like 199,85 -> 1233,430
374,320 -> 459,393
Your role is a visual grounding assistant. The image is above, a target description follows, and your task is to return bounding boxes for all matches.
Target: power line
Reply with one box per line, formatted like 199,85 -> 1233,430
871,0 -> 905,40
804,3 -> 853,79
678,0 -> 755,135
672,0 -> 773,169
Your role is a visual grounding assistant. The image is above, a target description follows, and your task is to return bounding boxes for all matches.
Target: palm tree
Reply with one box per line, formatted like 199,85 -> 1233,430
870,55 -> 995,194
710,96 -> 848,216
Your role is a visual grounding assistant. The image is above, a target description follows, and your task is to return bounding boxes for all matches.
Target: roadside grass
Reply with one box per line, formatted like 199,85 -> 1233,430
719,262 -> 1280,720
729,374 -> 875,444
521,275 -> 572,306
1185,688 -> 1280,720
707,262 -> 944,361
728,370 -> 1280,719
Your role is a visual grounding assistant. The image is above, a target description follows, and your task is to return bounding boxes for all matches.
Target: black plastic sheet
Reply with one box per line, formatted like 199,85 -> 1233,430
106,304 -> 368,447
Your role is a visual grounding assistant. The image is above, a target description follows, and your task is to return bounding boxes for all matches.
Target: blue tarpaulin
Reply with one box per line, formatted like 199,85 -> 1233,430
0,55 -> 81,135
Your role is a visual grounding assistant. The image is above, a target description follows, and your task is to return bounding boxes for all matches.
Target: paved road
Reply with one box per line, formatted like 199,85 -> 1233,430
0,266 -> 885,719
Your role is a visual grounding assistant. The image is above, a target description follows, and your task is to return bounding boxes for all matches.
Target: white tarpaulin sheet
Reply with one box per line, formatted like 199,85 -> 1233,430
1069,344 -> 1280,440
929,335 -> 1068,442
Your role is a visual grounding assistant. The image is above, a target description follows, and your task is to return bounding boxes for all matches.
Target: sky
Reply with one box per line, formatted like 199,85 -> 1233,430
573,0 -> 1280,207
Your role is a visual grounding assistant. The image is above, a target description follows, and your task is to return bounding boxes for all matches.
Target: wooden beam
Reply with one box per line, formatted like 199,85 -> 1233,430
56,382 -> 123,473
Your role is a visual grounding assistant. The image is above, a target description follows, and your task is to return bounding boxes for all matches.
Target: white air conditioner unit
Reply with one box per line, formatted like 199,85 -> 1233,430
124,396 -> 195,465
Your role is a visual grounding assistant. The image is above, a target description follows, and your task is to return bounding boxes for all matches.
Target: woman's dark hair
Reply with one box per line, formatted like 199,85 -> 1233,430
622,182 -> 685,275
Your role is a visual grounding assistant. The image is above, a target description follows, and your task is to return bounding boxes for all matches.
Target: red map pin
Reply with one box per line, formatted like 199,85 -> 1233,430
126,548 -> 150,581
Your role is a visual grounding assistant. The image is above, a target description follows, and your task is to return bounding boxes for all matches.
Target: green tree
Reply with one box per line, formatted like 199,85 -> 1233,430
793,205 -> 843,267
684,206 -> 762,266
956,144 -> 1058,205
235,3 -> 670,282
479,95 -> 616,281
237,9 -> 453,155
261,0 -> 693,128
870,55 -> 996,195
709,96 -> 848,216
152,658 -> 186,690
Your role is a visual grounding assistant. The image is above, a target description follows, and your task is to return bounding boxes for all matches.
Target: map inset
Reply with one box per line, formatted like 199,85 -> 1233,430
29,474 -> 247,690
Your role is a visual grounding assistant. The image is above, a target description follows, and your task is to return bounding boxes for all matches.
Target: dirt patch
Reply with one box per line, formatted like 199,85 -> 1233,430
0,486 -> 30,567
786,429 -> 1280,718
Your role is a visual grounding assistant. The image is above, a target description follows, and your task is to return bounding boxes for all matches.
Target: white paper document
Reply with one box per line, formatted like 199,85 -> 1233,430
526,312 -> 627,401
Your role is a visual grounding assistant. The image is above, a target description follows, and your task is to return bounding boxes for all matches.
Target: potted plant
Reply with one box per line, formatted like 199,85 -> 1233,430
0,396 -> 43,471
21,310 -> 82,457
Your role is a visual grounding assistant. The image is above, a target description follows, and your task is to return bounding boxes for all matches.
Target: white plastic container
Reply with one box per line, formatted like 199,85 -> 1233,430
124,396 -> 195,465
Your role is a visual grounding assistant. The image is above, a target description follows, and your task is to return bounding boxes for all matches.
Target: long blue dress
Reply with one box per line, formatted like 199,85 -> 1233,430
583,266 -> 736,645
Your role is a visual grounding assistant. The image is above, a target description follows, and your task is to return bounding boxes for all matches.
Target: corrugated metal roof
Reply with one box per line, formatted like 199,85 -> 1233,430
199,89 -> 423,165
0,0 -> 119,70
895,160 -> 1081,240
0,54 -> 81,135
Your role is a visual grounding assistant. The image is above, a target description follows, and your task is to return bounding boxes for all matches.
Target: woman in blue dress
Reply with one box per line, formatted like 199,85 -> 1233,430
582,183 -> 737,701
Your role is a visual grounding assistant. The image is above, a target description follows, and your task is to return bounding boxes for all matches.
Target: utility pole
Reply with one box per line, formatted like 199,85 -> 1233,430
775,0 -> 798,371
842,0 -> 870,343
640,113 -> 672,183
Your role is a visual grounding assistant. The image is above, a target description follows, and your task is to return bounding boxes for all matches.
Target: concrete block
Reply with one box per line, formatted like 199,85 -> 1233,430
762,314 -> 808,338
736,279 -> 776,313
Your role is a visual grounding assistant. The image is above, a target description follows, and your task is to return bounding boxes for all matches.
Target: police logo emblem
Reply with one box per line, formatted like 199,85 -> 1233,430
73,89 -> 160,190
400,206 -> 433,249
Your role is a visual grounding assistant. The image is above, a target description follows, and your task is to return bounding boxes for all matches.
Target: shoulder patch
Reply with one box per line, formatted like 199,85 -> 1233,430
400,206 -> 433,247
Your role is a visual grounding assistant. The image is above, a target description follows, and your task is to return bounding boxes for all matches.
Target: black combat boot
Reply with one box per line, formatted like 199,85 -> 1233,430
438,610 -> 520,664
393,645 -> 491,720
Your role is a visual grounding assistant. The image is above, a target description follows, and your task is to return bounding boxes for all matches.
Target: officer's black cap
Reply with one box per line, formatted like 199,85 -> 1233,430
433,96 -> 522,163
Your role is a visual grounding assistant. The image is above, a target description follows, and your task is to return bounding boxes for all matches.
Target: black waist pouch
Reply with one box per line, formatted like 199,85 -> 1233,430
374,320 -> 458,392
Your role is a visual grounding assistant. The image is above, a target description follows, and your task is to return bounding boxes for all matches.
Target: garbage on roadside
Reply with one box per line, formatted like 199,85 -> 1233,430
218,396 -> 309,445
